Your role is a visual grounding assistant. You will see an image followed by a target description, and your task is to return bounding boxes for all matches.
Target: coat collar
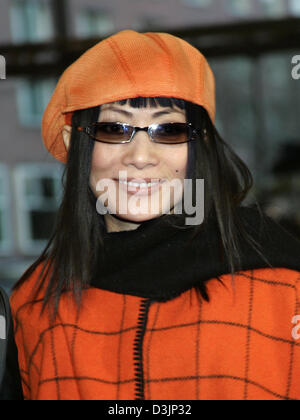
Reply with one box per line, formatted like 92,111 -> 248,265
90,206 -> 300,301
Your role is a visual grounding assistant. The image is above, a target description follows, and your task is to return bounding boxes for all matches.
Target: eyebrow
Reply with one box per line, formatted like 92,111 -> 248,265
101,106 -> 184,118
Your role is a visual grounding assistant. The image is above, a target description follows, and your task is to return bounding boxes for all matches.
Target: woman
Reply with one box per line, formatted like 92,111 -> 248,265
10,30 -> 300,400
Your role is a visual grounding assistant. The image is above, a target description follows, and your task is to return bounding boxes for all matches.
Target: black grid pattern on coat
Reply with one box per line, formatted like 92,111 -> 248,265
12,268 -> 300,400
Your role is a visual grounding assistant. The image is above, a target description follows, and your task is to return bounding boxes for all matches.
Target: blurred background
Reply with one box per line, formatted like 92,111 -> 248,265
0,0 -> 299,294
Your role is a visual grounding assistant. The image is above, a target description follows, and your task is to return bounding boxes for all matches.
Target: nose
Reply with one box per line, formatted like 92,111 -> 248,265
133,126 -> 150,137
122,128 -> 159,169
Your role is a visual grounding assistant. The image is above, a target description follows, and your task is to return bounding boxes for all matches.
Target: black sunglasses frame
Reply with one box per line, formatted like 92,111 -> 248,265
77,122 -> 199,144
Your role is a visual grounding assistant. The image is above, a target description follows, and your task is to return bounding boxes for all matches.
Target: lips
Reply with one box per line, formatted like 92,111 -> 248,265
114,177 -> 164,183
114,178 -> 167,196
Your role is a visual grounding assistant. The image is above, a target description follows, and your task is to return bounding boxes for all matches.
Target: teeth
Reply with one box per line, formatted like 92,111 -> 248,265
118,180 -> 160,188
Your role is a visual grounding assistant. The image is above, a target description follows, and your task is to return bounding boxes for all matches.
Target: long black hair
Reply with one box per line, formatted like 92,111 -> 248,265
13,96 -> 271,321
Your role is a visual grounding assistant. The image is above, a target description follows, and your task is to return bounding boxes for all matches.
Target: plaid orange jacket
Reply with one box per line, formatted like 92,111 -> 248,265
10,264 -> 300,400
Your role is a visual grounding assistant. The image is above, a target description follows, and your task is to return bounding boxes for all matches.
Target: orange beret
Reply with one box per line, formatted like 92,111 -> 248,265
42,29 -> 216,163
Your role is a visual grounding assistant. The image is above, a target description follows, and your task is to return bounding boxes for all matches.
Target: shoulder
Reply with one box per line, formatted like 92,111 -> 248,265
234,267 -> 300,307
207,267 -> 300,324
249,266 -> 300,287
215,266 -> 300,289
10,261 -> 50,319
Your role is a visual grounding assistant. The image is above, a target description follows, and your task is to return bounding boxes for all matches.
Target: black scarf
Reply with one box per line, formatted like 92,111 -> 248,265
90,206 -> 300,301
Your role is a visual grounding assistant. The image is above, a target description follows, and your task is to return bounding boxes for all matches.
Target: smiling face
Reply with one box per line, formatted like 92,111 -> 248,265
88,101 -> 188,230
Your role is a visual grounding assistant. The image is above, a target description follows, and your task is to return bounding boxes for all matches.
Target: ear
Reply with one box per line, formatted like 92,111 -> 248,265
62,125 -> 72,151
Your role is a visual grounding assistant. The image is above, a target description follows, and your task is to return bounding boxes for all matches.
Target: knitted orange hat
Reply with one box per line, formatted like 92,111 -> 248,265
42,29 -> 216,163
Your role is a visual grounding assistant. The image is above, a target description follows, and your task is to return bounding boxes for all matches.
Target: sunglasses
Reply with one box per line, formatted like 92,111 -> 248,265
77,122 -> 199,144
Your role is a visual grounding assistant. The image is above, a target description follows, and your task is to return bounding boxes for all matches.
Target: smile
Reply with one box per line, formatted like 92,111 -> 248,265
114,179 -> 166,196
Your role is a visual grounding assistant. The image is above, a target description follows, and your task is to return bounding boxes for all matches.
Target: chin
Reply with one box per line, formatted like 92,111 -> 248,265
114,212 -> 162,223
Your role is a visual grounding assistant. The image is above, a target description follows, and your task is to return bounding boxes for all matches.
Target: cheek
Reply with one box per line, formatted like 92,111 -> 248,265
172,146 -> 188,178
89,146 -> 113,189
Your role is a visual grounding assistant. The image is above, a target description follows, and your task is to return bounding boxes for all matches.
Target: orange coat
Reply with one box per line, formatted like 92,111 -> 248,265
10,263 -> 300,400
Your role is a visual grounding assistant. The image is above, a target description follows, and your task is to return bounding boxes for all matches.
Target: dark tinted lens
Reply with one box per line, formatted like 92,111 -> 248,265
152,123 -> 189,143
94,123 -> 132,143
